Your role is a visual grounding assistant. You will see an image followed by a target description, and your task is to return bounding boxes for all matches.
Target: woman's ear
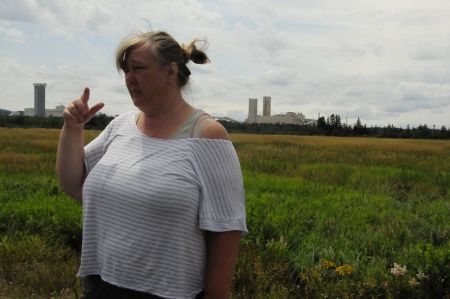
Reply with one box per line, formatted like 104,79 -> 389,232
166,62 -> 178,85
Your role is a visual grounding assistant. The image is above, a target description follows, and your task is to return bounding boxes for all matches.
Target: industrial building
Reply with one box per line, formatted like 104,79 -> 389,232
246,96 -> 317,125
24,105 -> 65,117
22,83 -> 65,117
247,98 -> 257,123
34,83 -> 46,117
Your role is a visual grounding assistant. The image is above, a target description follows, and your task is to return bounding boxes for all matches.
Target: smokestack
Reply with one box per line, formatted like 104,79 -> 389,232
248,98 -> 257,123
33,83 -> 46,117
263,96 -> 271,116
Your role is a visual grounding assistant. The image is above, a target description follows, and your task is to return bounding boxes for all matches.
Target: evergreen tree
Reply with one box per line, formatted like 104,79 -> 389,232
353,117 -> 365,135
317,116 -> 327,130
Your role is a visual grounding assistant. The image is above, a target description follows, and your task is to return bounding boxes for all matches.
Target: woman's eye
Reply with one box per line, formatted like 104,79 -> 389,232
132,66 -> 144,72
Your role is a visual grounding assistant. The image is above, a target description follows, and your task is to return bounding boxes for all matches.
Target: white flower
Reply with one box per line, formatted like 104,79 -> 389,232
390,263 -> 407,276
416,270 -> 428,280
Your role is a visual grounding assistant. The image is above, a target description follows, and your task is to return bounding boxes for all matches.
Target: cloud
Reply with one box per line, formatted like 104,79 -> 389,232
1,1 -> 450,127
323,41 -> 383,59
0,0 -> 115,33
0,0 -> 40,23
386,82 -> 450,113
0,57 -> 124,113
124,0 -> 225,35
409,44 -> 445,61
0,21 -> 27,42
256,68 -> 297,86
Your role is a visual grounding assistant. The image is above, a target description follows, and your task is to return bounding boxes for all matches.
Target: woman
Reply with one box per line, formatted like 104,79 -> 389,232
56,31 -> 247,299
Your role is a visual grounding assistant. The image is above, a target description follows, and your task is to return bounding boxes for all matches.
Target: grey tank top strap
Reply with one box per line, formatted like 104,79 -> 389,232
171,109 -> 212,139
134,109 -> 212,139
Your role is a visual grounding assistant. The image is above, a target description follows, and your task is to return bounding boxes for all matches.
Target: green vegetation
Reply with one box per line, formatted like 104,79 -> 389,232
0,128 -> 98,298
232,135 -> 450,298
2,113 -> 450,139
0,129 -> 449,298
221,119 -> 450,139
0,114 -> 113,130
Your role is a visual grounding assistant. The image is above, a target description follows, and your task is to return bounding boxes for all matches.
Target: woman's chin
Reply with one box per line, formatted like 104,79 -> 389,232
131,96 -> 144,107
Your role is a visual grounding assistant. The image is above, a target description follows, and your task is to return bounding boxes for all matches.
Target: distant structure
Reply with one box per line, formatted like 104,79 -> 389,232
34,83 -> 46,117
248,98 -> 257,123
24,105 -> 64,117
213,116 -> 240,123
23,108 -> 35,116
246,96 -> 317,125
263,96 -> 271,116
21,83 -> 64,117
46,105 -> 65,117
0,108 -> 11,116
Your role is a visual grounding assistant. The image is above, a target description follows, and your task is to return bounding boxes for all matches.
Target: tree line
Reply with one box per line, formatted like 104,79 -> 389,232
221,114 -> 450,139
0,114 -> 114,130
0,113 -> 449,139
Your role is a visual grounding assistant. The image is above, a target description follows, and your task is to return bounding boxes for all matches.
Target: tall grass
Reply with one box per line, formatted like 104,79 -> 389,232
0,129 -> 449,298
233,134 -> 449,298
0,128 -> 93,298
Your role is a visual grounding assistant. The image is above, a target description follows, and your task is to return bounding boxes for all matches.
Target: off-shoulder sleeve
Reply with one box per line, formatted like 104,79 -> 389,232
192,140 -> 248,234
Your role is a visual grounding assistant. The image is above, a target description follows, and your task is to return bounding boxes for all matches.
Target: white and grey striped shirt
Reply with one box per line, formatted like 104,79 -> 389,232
78,111 -> 247,299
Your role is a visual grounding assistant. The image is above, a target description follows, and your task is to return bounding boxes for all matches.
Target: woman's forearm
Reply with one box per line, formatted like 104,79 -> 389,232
56,88 -> 104,203
56,125 -> 85,203
203,231 -> 241,299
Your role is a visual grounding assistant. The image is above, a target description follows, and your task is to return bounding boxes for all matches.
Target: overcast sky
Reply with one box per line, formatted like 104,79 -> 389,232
1,0 -> 449,127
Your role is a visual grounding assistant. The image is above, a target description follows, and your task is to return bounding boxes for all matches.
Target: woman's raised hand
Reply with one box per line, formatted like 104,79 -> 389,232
63,87 -> 104,129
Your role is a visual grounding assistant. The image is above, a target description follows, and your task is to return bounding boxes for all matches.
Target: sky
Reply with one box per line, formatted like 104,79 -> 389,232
1,0 -> 449,128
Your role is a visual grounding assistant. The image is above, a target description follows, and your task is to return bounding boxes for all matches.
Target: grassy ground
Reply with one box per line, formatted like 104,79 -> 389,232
0,128 -> 449,298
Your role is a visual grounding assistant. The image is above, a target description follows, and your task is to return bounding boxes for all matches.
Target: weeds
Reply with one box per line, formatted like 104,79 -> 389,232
1,129 -> 449,298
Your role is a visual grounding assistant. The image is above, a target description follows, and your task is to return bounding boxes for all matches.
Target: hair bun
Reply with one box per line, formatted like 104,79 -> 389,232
181,39 -> 210,64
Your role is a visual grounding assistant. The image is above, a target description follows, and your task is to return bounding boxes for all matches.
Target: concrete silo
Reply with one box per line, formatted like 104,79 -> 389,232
34,83 -> 46,117
248,98 -> 257,123
263,96 -> 271,117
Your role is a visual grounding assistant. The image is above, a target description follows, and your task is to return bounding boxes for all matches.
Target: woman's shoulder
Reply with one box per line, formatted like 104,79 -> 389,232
197,118 -> 229,140
188,116 -> 236,160
191,111 -> 229,140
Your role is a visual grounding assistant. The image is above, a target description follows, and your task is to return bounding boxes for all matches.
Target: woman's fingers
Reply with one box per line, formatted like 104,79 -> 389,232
80,87 -> 91,113
84,102 -> 105,122
65,102 -> 83,123
63,88 -> 105,128
80,87 -> 90,104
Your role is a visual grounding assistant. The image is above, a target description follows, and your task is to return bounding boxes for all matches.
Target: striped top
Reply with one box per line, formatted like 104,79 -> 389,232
79,111 -> 247,299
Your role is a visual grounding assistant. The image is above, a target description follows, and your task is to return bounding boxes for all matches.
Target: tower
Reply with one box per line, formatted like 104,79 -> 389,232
34,83 -> 46,117
248,98 -> 257,123
263,96 -> 271,117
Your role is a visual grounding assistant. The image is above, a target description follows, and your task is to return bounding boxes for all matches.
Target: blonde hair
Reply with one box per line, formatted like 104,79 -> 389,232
115,31 -> 210,87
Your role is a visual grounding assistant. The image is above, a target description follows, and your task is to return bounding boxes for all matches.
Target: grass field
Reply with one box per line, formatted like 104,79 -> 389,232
0,128 -> 449,298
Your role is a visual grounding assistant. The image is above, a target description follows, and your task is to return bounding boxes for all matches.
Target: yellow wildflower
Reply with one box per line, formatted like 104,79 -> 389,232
409,278 -> 419,286
335,264 -> 353,276
299,272 -> 308,281
321,259 -> 336,270
312,270 -> 322,279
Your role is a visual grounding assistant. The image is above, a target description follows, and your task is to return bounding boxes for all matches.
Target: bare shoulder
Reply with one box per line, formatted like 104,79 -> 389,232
198,118 -> 230,140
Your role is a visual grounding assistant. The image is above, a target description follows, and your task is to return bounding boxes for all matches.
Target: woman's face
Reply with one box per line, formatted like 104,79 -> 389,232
124,45 -> 169,109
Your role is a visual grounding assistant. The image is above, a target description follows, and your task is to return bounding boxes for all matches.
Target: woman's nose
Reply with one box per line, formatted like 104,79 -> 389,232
125,71 -> 135,83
